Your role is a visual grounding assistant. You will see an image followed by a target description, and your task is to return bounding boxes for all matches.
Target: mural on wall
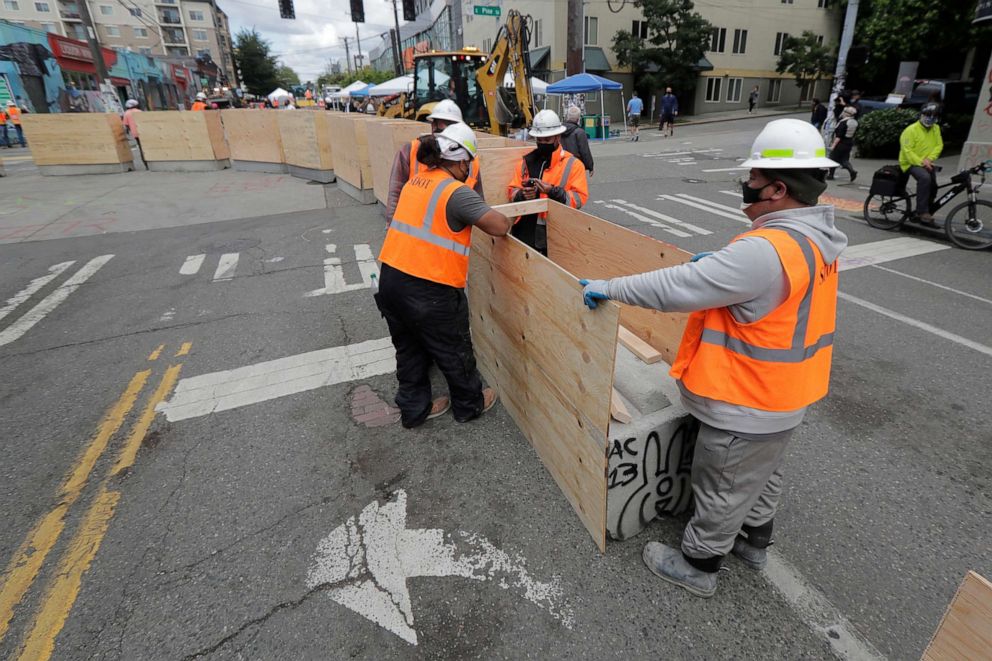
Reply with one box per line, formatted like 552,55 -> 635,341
0,41 -> 58,112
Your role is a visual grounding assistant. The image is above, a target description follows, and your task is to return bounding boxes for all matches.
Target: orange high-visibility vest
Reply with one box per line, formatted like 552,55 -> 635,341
7,107 -> 21,124
408,137 -> 479,190
507,146 -> 588,219
380,167 -> 472,288
191,101 -> 207,111
670,227 -> 839,412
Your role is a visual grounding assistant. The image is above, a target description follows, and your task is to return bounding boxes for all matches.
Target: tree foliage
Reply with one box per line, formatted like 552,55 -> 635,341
317,65 -> 397,90
611,0 -> 711,96
233,28 -> 280,96
776,30 -> 836,107
275,64 -> 300,87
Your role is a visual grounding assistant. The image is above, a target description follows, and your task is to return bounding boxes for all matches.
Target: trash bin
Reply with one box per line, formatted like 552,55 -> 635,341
582,115 -> 598,139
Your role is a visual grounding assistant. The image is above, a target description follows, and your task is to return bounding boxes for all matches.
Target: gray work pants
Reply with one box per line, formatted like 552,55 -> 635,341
682,422 -> 795,560
908,166 -> 937,215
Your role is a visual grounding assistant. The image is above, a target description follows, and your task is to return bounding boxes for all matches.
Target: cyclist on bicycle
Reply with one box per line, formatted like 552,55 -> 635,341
899,103 -> 943,225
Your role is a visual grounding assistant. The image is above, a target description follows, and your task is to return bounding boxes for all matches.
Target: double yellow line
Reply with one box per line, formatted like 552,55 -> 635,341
0,342 -> 190,660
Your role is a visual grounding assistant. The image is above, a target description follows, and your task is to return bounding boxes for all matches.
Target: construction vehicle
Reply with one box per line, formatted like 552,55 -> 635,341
377,10 -> 535,136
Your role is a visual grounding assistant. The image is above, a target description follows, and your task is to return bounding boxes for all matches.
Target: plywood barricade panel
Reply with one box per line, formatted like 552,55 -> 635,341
923,571 -> 992,660
547,205 -> 691,364
221,109 -> 285,172
327,113 -> 376,203
135,111 -> 229,170
477,146 -> 533,205
468,210 -> 620,552
368,120 -> 427,205
276,111 -> 334,182
22,114 -> 133,174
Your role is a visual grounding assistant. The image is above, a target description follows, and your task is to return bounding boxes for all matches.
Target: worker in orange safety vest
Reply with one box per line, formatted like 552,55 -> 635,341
580,119 -> 847,598
377,123 -> 511,428
191,92 -> 208,111
507,109 -> 588,255
5,100 -> 26,147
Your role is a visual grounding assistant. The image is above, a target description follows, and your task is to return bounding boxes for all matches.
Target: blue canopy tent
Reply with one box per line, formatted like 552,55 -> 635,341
349,84 -> 373,98
545,73 -> 625,140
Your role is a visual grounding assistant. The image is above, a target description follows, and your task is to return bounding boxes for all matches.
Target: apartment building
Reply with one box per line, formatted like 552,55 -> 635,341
0,0 -> 236,84
461,0 -> 842,118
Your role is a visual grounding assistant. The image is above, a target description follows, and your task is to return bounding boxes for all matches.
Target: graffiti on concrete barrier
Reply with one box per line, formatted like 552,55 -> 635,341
606,418 -> 698,541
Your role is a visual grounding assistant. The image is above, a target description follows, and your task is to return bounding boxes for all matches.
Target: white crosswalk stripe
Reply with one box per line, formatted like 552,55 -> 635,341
658,194 -> 750,224
839,237 -> 950,271
609,200 -> 711,235
180,254 -> 205,275
592,201 -> 691,238
0,261 -> 75,324
213,253 -> 240,282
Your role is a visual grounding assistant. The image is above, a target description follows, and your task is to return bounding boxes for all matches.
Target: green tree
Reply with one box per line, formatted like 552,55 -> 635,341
611,0 -> 711,99
275,64 -> 300,87
233,28 -> 279,95
776,30 -> 836,107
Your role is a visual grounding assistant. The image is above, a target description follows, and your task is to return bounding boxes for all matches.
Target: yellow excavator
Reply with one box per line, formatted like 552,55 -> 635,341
377,10 -> 535,136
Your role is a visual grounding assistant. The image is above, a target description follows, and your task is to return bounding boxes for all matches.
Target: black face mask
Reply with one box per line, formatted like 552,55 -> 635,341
741,181 -> 771,205
534,142 -> 556,159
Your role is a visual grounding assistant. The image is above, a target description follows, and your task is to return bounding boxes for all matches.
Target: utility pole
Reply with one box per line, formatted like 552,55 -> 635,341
354,23 -> 364,70
823,0 -> 859,141
344,36 -> 352,74
566,0 -> 582,75
77,0 -> 110,83
390,0 -> 403,75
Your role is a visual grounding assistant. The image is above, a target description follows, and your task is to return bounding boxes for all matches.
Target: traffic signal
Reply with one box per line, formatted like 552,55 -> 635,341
278,0 -> 294,19
402,0 -> 415,22
350,0 -> 364,22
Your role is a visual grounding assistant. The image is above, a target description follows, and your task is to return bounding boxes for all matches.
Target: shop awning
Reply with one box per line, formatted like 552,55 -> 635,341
584,47 -> 611,72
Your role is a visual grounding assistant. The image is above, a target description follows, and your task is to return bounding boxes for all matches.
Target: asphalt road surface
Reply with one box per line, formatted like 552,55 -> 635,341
0,115 -> 989,660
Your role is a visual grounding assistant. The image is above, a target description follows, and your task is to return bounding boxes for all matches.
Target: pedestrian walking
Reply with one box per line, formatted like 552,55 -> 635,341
627,91 -> 644,141
375,124 -> 510,428
579,118 -> 846,598
560,105 -> 594,174
899,103 -> 943,225
809,98 -> 827,129
827,105 -> 858,181
748,85 -> 759,114
121,99 -> 147,168
6,100 -> 25,147
659,88 -> 678,137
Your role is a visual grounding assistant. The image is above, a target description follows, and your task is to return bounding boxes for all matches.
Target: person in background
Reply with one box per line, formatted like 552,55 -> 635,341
660,88 -> 678,137
365,99 -> 375,114
507,109 -> 589,255
191,92 -> 208,111
809,98 -> 827,129
847,89 -> 862,118
899,103 -> 944,226
748,85 -> 759,114
385,100 -> 483,223
376,124 -> 510,428
0,104 -> 8,148
560,105 -> 594,174
122,99 -> 146,167
6,100 -> 25,147
827,105 -> 858,182
627,91 -> 644,141
579,119 -> 845,598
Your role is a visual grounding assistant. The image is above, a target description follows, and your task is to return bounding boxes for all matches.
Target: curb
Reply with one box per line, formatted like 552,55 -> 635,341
636,109 -> 806,132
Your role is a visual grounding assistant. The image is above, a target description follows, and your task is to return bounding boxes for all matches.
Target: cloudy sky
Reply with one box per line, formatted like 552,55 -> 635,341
220,0 -> 402,82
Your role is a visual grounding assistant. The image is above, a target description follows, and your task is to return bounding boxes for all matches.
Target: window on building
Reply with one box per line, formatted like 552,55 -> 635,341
99,4 -> 111,14
709,27 -> 726,53
801,80 -> 815,101
105,25 -> 119,36
774,32 -> 790,55
3,0 -> 20,10
134,26 -> 147,36
192,28 -> 207,40
818,0 -> 828,5
482,37 -> 492,52
732,28 -> 747,54
68,22 -> 86,38
816,34 -> 824,45
139,46 -> 152,54
766,79 -> 782,102
41,21 -> 56,32
166,45 -> 188,56
726,77 -> 743,102
781,0 -> 794,4
631,20 -> 648,39
188,9 -> 204,20
705,77 -> 722,102
584,16 -> 597,45
128,7 -> 140,16
533,19 -> 541,47
35,2 -> 50,11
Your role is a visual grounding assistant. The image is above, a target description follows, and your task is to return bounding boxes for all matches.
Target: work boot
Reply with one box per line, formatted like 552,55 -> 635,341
642,542 -> 718,598
731,536 -> 768,570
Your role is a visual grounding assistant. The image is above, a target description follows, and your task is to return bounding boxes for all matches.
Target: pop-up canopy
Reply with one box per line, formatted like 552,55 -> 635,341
546,73 -> 625,139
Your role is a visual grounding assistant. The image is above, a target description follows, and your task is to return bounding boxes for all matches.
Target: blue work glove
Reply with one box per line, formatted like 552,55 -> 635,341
579,279 -> 610,310
690,251 -> 713,262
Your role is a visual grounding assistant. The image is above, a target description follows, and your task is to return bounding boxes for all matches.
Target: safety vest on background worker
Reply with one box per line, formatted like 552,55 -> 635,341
507,145 -> 588,219
7,106 -> 21,124
0,109 -> 7,124
409,137 -> 479,190
670,227 -> 838,411
191,101 -> 207,111
379,167 -> 473,288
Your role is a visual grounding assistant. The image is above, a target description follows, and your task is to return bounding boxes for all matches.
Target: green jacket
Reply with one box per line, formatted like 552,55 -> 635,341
899,121 -> 943,172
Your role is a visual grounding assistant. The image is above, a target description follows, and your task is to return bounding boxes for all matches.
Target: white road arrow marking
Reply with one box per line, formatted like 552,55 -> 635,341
306,244 -> 379,297
307,490 -> 573,646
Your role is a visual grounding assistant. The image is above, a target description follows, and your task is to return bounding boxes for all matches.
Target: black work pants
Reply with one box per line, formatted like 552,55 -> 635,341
908,166 -> 937,215
374,263 -> 484,428
511,214 -> 547,255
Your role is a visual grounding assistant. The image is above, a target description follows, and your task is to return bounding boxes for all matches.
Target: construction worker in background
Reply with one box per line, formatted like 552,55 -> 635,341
899,103 -> 943,226
6,100 -> 25,147
507,109 -> 589,255
385,99 -> 483,222
122,99 -> 146,168
191,92 -> 208,111
376,124 -> 511,428
580,119 -> 847,598
0,103 -> 8,148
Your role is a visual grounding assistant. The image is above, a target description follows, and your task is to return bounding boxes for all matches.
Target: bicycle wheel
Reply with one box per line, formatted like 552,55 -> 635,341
945,199 -> 992,250
863,194 -> 910,230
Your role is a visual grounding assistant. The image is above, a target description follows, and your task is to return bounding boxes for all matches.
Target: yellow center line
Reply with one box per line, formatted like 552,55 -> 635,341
174,342 -> 192,357
0,369 -> 150,642
112,363 -> 183,476
148,345 -> 165,361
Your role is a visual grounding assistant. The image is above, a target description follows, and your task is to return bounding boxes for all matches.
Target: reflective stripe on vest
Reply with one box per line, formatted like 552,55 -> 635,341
389,178 -> 469,256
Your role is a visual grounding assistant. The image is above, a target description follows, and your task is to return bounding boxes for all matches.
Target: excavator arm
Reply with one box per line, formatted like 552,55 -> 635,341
476,10 -> 535,136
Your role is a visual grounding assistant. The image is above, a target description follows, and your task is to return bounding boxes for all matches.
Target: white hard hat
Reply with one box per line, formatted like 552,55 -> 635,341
125,99 -> 139,109
427,99 -> 463,123
529,109 -> 566,137
436,122 -> 478,161
196,92 -> 207,100
741,118 -> 837,168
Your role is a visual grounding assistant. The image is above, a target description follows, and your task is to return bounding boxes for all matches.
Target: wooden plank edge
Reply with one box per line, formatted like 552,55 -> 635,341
492,198 -> 549,218
617,325 -> 663,364
610,388 -> 632,424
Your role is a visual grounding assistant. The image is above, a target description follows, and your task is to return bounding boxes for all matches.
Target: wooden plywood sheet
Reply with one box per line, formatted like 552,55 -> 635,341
468,230 -> 620,551
312,112 -> 335,170
277,111 -> 321,170
477,146 -> 533,206
22,114 -> 132,166
135,111 -> 220,162
327,114 -> 373,189
368,120 -> 427,204
203,111 -> 229,160
221,109 -> 284,164
547,203 -> 691,365
923,571 -> 992,660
